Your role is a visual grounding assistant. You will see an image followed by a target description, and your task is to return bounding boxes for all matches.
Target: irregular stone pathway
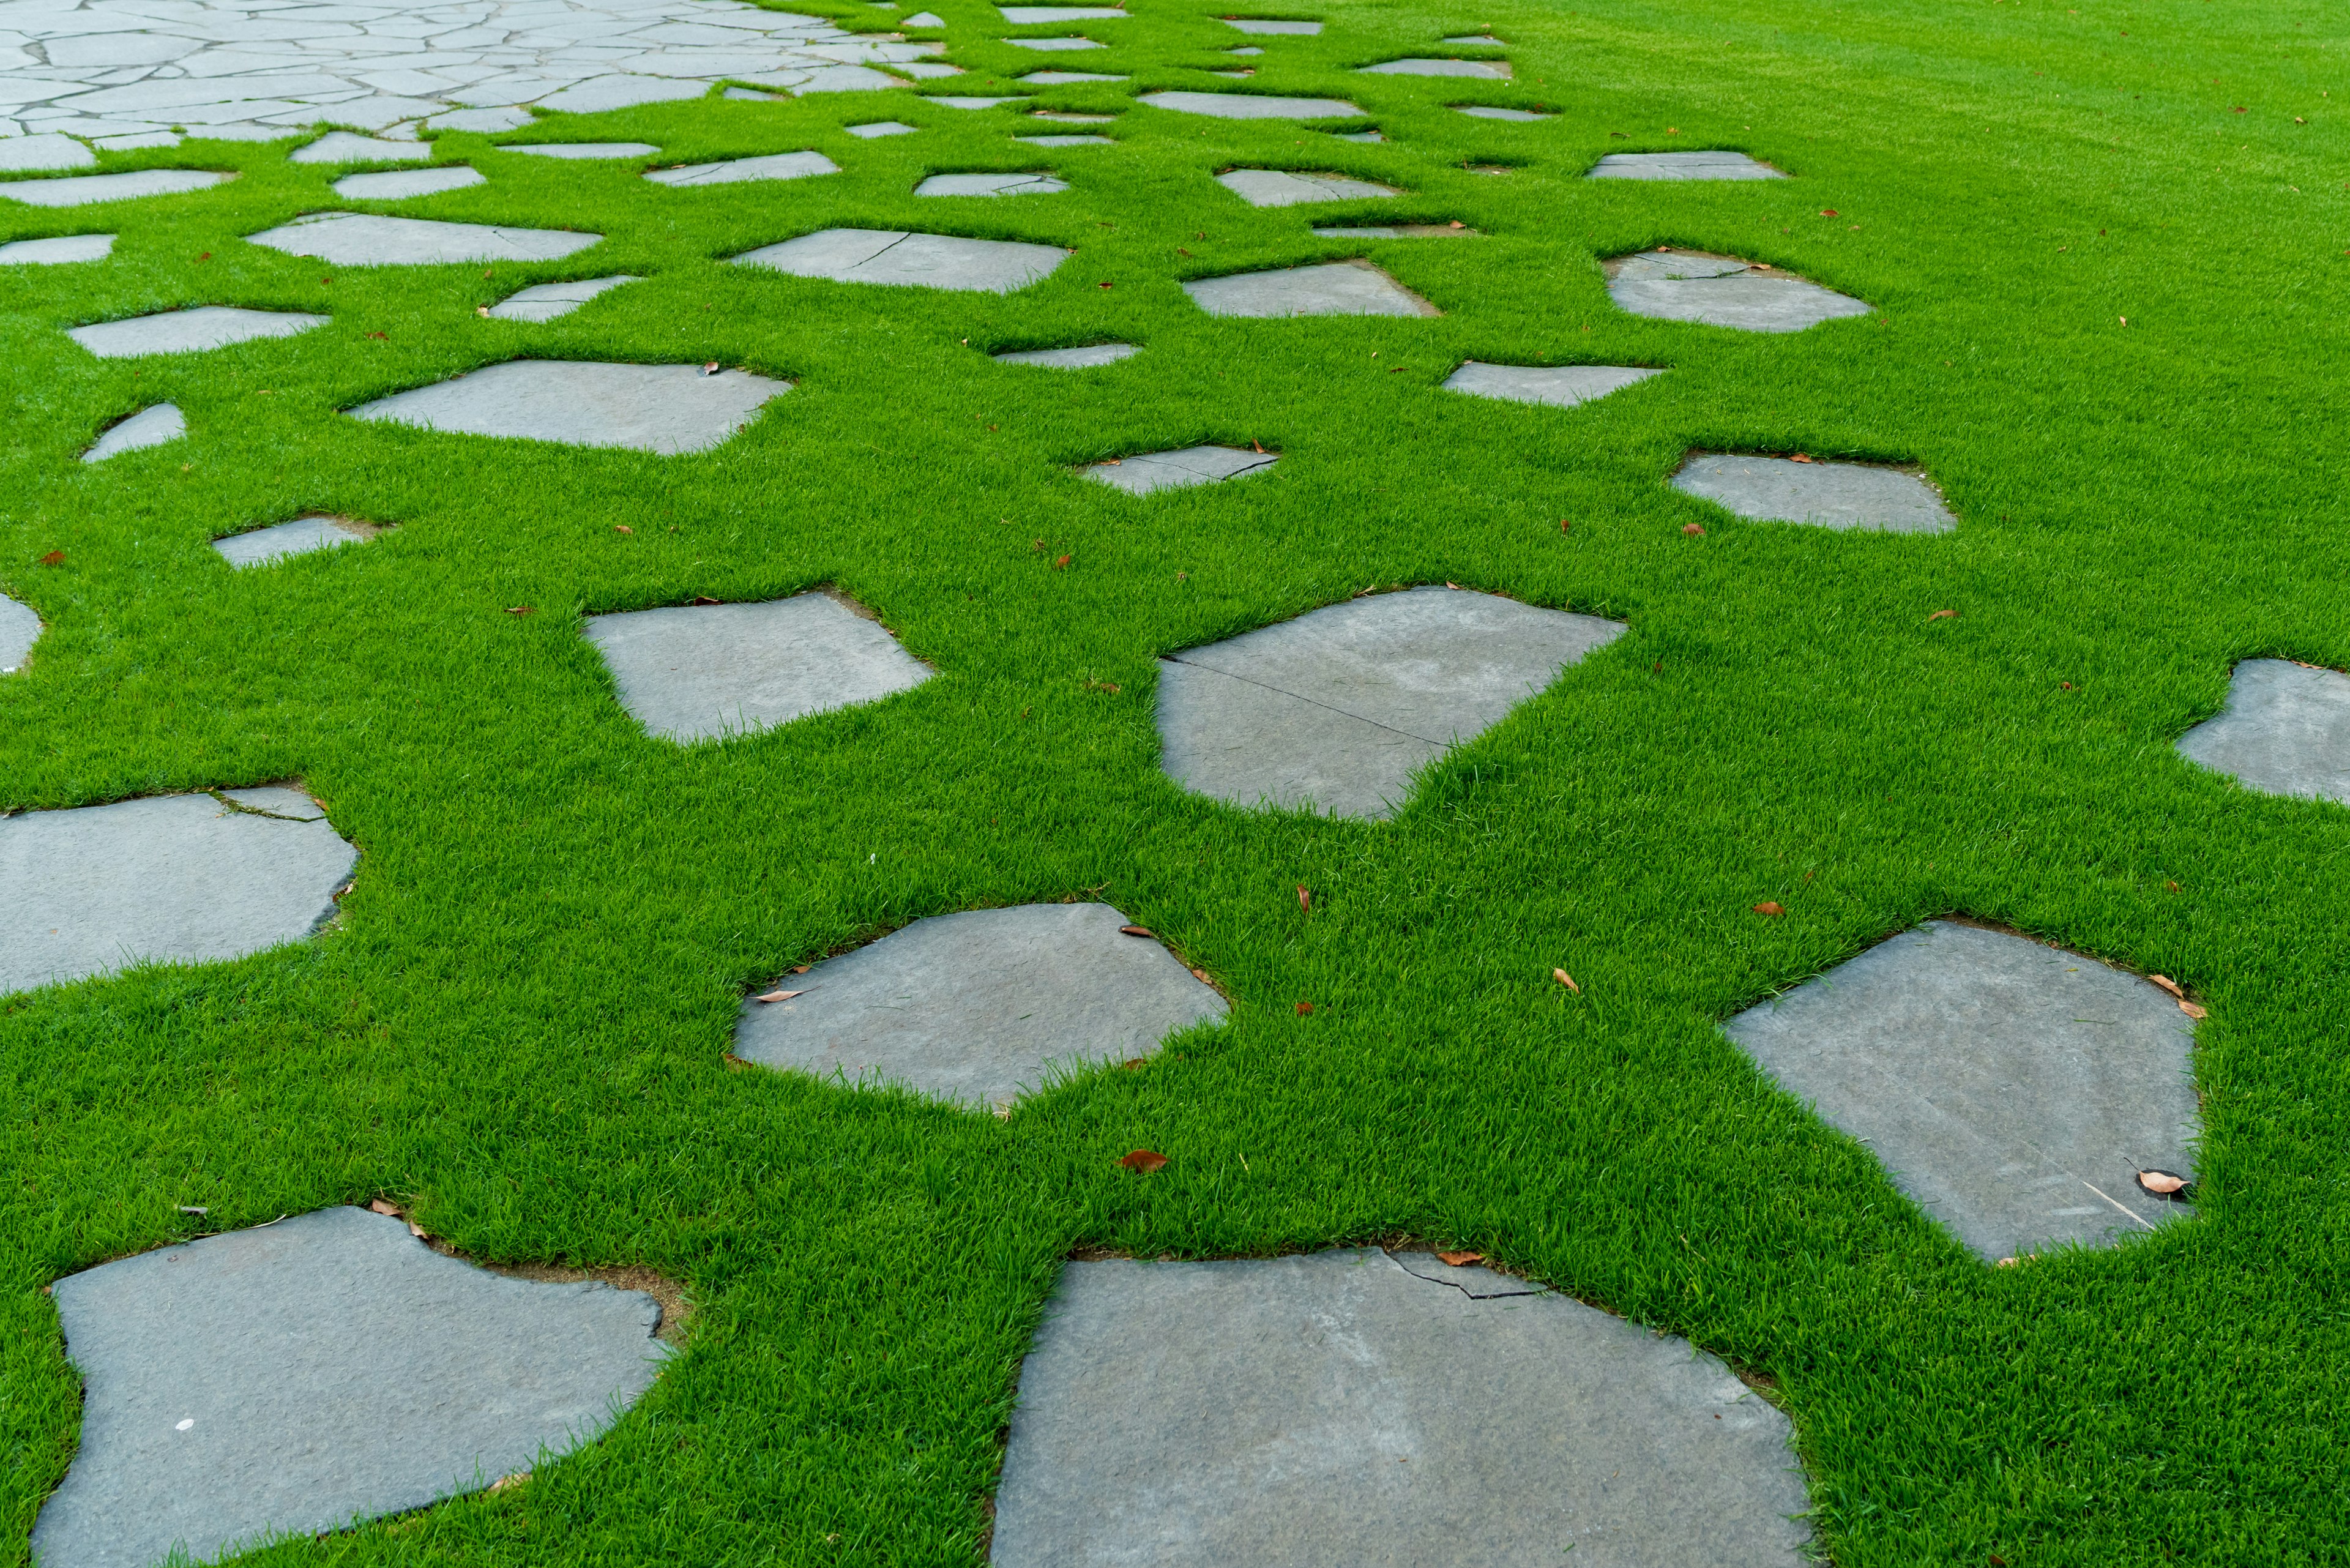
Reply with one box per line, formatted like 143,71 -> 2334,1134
1084,444 -> 1276,495
1605,248 -> 1870,332
644,150 -> 840,186
1591,149 -> 1785,180
246,212 -> 602,266
83,402 -> 184,461
31,1208 -> 667,1568
1672,453 -> 1955,532
1138,90 -> 1360,119
1443,361 -> 1660,408
0,168 -> 230,206
213,515 -> 378,568
0,233 -> 113,263
349,360 -> 789,454
1184,259 -> 1436,318
2176,659 -> 2350,804
66,305 -> 327,358
993,342 -> 1138,367
1216,167 -> 1398,206
0,592 -> 37,672
915,170 -> 1067,195
732,228 -> 1068,291
0,131 -> 93,170
332,165 -> 483,200
485,274 -> 639,321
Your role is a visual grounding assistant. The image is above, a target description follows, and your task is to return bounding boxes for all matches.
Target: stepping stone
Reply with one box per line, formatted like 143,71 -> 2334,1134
1224,17 -> 1322,33
332,166 -> 484,200
1604,248 -> 1870,332
1444,361 -> 1660,408
0,133 -> 96,171
1313,222 -> 1472,237
484,274 -> 640,322
502,141 -> 660,160
915,170 -> 1067,195
67,307 -> 330,359
1084,443 -> 1275,495
1020,70 -> 1124,83
1723,920 -> 2199,1261
994,342 -> 1138,367
1032,110 -> 1116,121
0,592 -> 37,673
0,788 -> 356,996
1184,259 -> 1436,319
1671,453 -> 1955,532
1209,69 -> 1255,78
733,228 -> 1067,291
538,75 -> 706,114
430,106 -> 534,133
898,62 -> 966,77
930,95 -> 1031,108
846,119 -> 919,136
82,403 -> 184,463
1591,149 -> 1785,180
1228,45 -> 1264,56
349,360 -> 788,455
2176,659 -> 2350,804
1359,57 -> 1510,77
734,903 -> 1222,1108
1334,129 -> 1386,143
903,9 -> 946,24
1455,103 -> 1550,121
1001,4 -> 1127,17
0,234 -> 114,264
991,1249 -> 1810,1566
245,214 -> 602,267
1217,168 -> 1399,206
1158,586 -> 1624,818
0,169 -> 231,207
212,515 -> 378,569
1017,133 -> 1113,146
29,1207 -> 668,1568
644,149 -> 840,186
723,86 -> 783,101
1138,91 -> 1361,118
584,590 -> 930,742
289,132 -> 430,165
1005,35 -> 1103,48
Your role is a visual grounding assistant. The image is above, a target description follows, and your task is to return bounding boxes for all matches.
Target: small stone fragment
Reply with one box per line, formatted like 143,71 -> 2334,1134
1184,258 -> 1436,318
82,403 -> 185,463
1671,453 -> 1955,533
332,166 -> 485,200
1084,444 -> 1275,495
212,515 -> 378,569
845,120 -> 918,137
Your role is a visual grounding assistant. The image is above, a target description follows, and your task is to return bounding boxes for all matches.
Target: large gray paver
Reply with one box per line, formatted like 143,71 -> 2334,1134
1225,17 -> 1321,32
332,165 -> 484,200
1084,444 -> 1274,495
1455,103 -> 1550,121
1184,258 -> 1436,318
83,403 -> 184,462
0,233 -> 114,264
1672,454 -> 1955,532
1016,133 -> 1113,146
245,212 -> 602,266
1358,56 -> 1509,77
0,788 -> 356,997
733,227 -> 1068,291
1724,920 -> 2198,1260
485,274 -> 640,321
351,360 -> 786,455
67,305 -> 329,358
845,120 -> 917,136
1159,586 -> 1625,819
994,342 -> 1138,367
585,591 -> 930,742
31,1207 -> 668,1568
1137,90 -> 1360,119
644,149 -> 840,185
992,1249 -> 1810,1567
930,95 -> 1031,108
0,169 -> 230,207
2176,659 -> 2350,804
503,141 -> 660,159
290,132 -> 430,165
0,593 -> 37,673
1217,167 -> 1398,206
1604,249 -> 1870,332
1591,149 -> 1785,180
915,171 -> 1067,195
1444,361 -> 1661,409
736,902 -> 1223,1108
212,515 -> 375,569
0,133 -> 96,170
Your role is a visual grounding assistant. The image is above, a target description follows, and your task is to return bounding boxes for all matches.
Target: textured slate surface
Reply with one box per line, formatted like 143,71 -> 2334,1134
1184,259 -> 1437,318
0,233 -> 114,264
1004,34 -> 1100,47
734,902 -> 1225,1108
83,402 -> 184,461
1443,361 -> 1660,408
1604,249 -> 1870,332
2176,659 -> 2350,804
332,165 -> 484,199
0,168 -> 230,206
1015,133 -> 1112,146
994,342 -> 1138,367
246,212 -> 602,266
1216,166 -> 1398,206
845,119 -> 917,136
992,1249 -> 1811,1567
914,171 -> 1068,195
1018,69 -> 1121,82
502,140 -> 660,158
484,274 -> 640,321
1359,56 -> 1509,77
584,591 -> 931,742
1455,103 -> 1549,121
290,131 -> 431,164
0,592 -> 37,673
1591,149 -> 1785,180
1158,586 -> 1626,818
67,305 -> 329,358
732,227 -> 1067,290
1084,444 -> 1275,495
31,1208 -> 668,1568
212,515 -> 376,569
349,360 -> 788,454
1671,454 -> 1955,532
0,788 -> 356,997
1311,223 -> 1471,237
0,132 -> 97,170
1137,89 -> 1360,118
643,149 -> 840,185
1723,920 -> 2199,1260
929,95 -> 1029,107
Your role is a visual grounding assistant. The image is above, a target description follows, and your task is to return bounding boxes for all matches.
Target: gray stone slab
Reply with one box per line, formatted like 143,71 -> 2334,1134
1004,34 -> 1102,48
1441,32 -> 1501,43
1224,17 -> 1321,32
992,1248 -> 1810,1567
735,902 -> 1223,1108
82,403 -> 184,462
732,227 -> 1068,291
1002,4 -> 1127,18
904,10 -> 947,25
916,170 -> 1067,195
1019,70 -> 1123,83
585,589 -> 930,742
0,133 -> 96,171
1444,360 -> 1660,409
485,274 -> 640,322
1084,443 -> 1274,495
0,788 -> 356,997
246,212 -> 602,266
212,514 -> 376,569
1228,45 -> 1264,56
1723,920 -> 2198,1261
502,141 -> 660,159
332,165 -> 485,200
31,1207 -> 668,1568
538,74 -> 706,114
1016,133 -> 1113,146
930,95 -> 1031,107
2177,659 -> 2350,804
1158,586 -> 1625,819
67,306 -> 329,359
1032,110 -> 1116,121
1217,167 -> 1398,206
846,119 -> 917,136
1358,56 -> 1509,78
1603,248 -> 1870,332
1334,129 -> 1386,143
290,131 -> 430,165
0,233 -> 114,264
1313,223 -> 1472,237
1455,103 -> 1549,121
0,168 -> 231,207
725,87 -> 786,102
429,106 -> 534,133
1138,90 -> 1360,119
994,342 -> 1138,367
644,149 -> 839,185
0,592 -> 37,674
1671,453 -> 1954,532
1590,149 -> 1785,180
349,360 -> 787,455
1184,258 -> 1436,319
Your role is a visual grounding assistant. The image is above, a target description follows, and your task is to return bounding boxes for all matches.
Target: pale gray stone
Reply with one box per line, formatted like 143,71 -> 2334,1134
1604,248 -> 1870,332
1724,920 -> 2198,1261
1224,17 -> 1321,32
67,305 -> 329,359
428,106 -> 532,132
735,902 -> 1223,1108
1158,586 -> 1625,819
2176,659 -> 2350,804
1004,34 -> 1101,48
30,1207 -> 668,1568
0,232 -> 113,263
1138,89 -> 1359,118
332,164 -> 484,199
585,590 -> 930,743
484,273 -> 638,321
1312,223 -> 1472,237
1671,454 -> 1955,532
1184,258 -> 1436,319
1032,110 -> 1115,121
845,119 -> 916,136
1217,166 -> 1398,206
930,95 -> 1029,108
903,10 -> 946,24
644,149 -> 838,185
794,63 -> 913,92
1018,70 -> 1122,83
82,402 -> 184,461
538,73 -> 704,113
289,130 -> 430,164
0,132 -> 95,170
0,592 -> 37,674
349,360 -> 788,454
915,170 -> 1065,195
1209,69 -> 1254,78
1228,45 -> 1264,56
1016,133 -> 1110,146
1591,149 -> 1785,180
1444,360 -> 1660,408
899,62 -> 968,78
1359,57 -> 1509,78
1455,103 -> 1548,121
993,1249 -> 1811,1567
723,87 -> 784,101
212,514 -> 376,568
245,212 -> 602,266
732,227 -> 1067,291
1334,129 -> 1385,142
0,788 -> 356,997
1441,32 -> 1501,43
1085,443 -> 1274,495
1001,4 -> 1127,18
994,342 -> 1137,367
0,168 -> 231,206
502,141 -> 660,159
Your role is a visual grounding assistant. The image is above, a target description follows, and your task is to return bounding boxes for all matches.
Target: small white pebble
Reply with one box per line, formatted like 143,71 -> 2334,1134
176,1418 -> 194,1432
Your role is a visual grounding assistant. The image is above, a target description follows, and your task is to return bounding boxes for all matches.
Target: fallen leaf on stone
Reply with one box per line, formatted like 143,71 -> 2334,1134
1119,1149 -> 1168,1172
39,550 -> 63,566
408,1221 -> 425,1238
1119,924 -> 1153,937
368,1198 -> 399,1216
1682,523 -> 1704,536
1192,966 -> 1212,982
1553,968 -> 1579,991
1789,452 -> 1813,463
692,595 -> 722,605
1928,608 -> 1957,621
2179,999 -> 2207,1021
792,963 -> 811,974
1445,581 -> 1461,589
2137,1168 -> 2189,1195
1297,884 -> 1311,913
702,362 -> 722,376
1436,1250 -> 1482,1266
2149,974 -> 2184,999
755,989 -> 804,1003
1754,902 -> 1785,916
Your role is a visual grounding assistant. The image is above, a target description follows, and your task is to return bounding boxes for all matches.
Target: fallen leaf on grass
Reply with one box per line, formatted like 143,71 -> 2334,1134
1927,608 -> 1957,621
1553,968 -> 1579,991
1119,1149 -> 1168,1173
1994,1256 -> 2018,1267
476,305 -> 490,317
1053,554 -> 1071,569
1297,884 -> 1311,913
1436,1249 -> 1482,1266
490,1471 -> 529,1493
39,550 -> 63,566
1122,1057 -> 1145,1070
692,595 -> 722,606
504,606 -> 534,616
613,525 -> 632,534
1682,523 -> 1705,536
1820,207 -> 1838,217
2149,974 -> 2184,999
368,1198 -> 400,1216
366,330 -> 387,340
1296,1001 -> 1313,1015
755,989 -> 804,1003
1252,438 -> 1267,454
1118,924 -> 1153,938
2179,999 -> 2207,1021
2136,1169 -> 2189,1195
1753,902 -> 1785,916
408,1220 -> 426,1238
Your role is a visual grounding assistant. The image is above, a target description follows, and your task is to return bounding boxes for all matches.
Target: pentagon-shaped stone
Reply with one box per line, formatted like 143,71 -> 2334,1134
1005,34 -> 1102,48
1358,56 -> 1509,77
502,141 -> 660,160
67,306 -> 329,358
1158,586 -> 1624,818
0,169 -> 231,207
245,212 -> 602,266
644,149 -> 840,186
1084,444 -> 1274,495
846,119 -> 918,136
484,274 -> 640,321
1138,90 -> 1360,118
1455,103 -> 1549,121
30,1207 -> 668,1568
1604,248 -> 1870,332
1224,17 -> 1321,32
1017,133 -> 1113,146
1217,167 -> 1398,206
1184,258 -> 1436,318
290,132 -> 430,165
1671,453 -> 1954,532
735,902 -> 1223,1108
994,342 -> 1138,367
584,591 -> 930,743
331,165 -> 484,200
212,514 -> 378,569
732,227 -> 1068,291
83,403 -> 184,462
1591,149 -> 1785,180
1,592 -> 37,673
2176,659 -> 2350,804
348,361 -> 788,454
992,1249 -> 1810,1566
1723,920 -> 2198,1260
0,233 -> 114,264
1443,360 -> 1660,408
0,133 -> 97,171
1313,223 -> 1472,238
916,170 -> 1067,195
1,788 -> 356,997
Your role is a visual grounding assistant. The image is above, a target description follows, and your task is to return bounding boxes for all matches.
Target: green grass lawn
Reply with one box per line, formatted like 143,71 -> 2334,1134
4,0 -> 2349,1559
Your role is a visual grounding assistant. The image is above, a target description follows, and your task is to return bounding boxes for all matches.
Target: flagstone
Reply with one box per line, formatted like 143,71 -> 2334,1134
1223,17 -> 1321,33
1312,222 -> 1471,237
289,129 -> 429,162
428,105 -> 532,131
1217,166 -> 1397,206
1138,89 -> 1359,118
2176,659 -> 2350,804
1016,132 -> 1110,145
0,130 -> 94,169
332,163 -> 483,198
1443,360 -> 1660,408
1004,35 -> 1100,48
914,169 -> 1065,195
1334,128 -> 1384,142
732,226 -> 1068,291
0,166 -> 231,205
1604,247 -> 1870,332
1671,453 -> 1955,532
502,140 -> 658,158
245,211 -> 601,264
1019,69 -> 1121,83
67,304 -> 329,357
1001,4 -> 1127,18
1227,45 -> 1263,56
643,148 -> 838,185
1455,103 -> 1547,121
0,231 -> 113,263
903,11 -> 945,25
1032,109 -> 1114,121
349,359 -> 787,454
212,513 -> 379,568
845,118 -> 916,136
0,592 -> 37,673
1591,149 -> 1785,180
483,272 -> 638,320
1183,258 -> 1436,318
930,95 -> 1029,107
1359,56 -> 1508,77
1084,442 -> 1274,495
994,341 -> 1138,367
82,401 -> 184,461
536,71 -> 703,111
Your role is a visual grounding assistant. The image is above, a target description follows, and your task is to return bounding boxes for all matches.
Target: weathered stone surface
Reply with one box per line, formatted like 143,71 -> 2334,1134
994,342 -> 1138,367
1001,4 -> 1126,18
67,306 -> 328,359
1227,45 -> 1263,56
993,1249 -> 1810,1567
212,515 -> 377,569
1,788 -> 356,997
930,95 -> 1030,107
0,592 -> 37,673
291,131 -> 430,165
502,141 -> 659,159
723,86 -> 783,100
733,227 -> 1067,291
1032,109 -> 1114,121
1138,90 -> 1359,118
1591,149 -> 1784,180
1455,103 -> 1548,121
1334,128 -> 1384,142
429,107 -> 533,133
1604,248 -> 1870,332
246,212 -> 602,266
1444,360 -> 1660,409
0,168 -> 230,207
485,273 -> 639,321
1084,444 -> 1275,495
1004,34 -> 1101,48
1216,166 -> 1398,206
903,10 -> 946,24
350,360 -> 786,454
332,165 -> 485,199
1159,586 -> 1624,819
915,170 -> 1067,195
1441,32 -> 1500,43
30,1207 -> 668,1568
1359,56 -> 1509,77
0,133 -> 96,171
736,903 -> 1223,1108
644,149 -> 838,185
846,119 -> 917,136
538,74 -> 705,113
1671,454 -> 1954,532
1016,132 -> 1111,146
1224,16 -> 1321,32
1184,258 -> 1436,318
0,233 -> 114,264
1018,69 -> 1122,83
2177,659 -> 2350,804
1313,223 -> 1471,237
82,402 -> 184,461
1724,920 -> 2199,1261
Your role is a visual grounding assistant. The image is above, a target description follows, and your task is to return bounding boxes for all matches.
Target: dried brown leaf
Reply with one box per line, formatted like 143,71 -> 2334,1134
2148,973 -> 2184,999
39,550 -> 63,566
1553,968 -> 1579,992
1118,1149 -> 1168,1173
1928,608 -> 1957,621
1682,522 -> 1704,536
755,989 -> 804,1004
2179,999 -> 2207,1021
1753,902 -> 1786,917
1118,924 -> 1153,938
1436,1250 -> 1483,1266
368,1198 -> 400,1216
1296,1001 -> 1313,1015
1297,884 -> 1311,913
